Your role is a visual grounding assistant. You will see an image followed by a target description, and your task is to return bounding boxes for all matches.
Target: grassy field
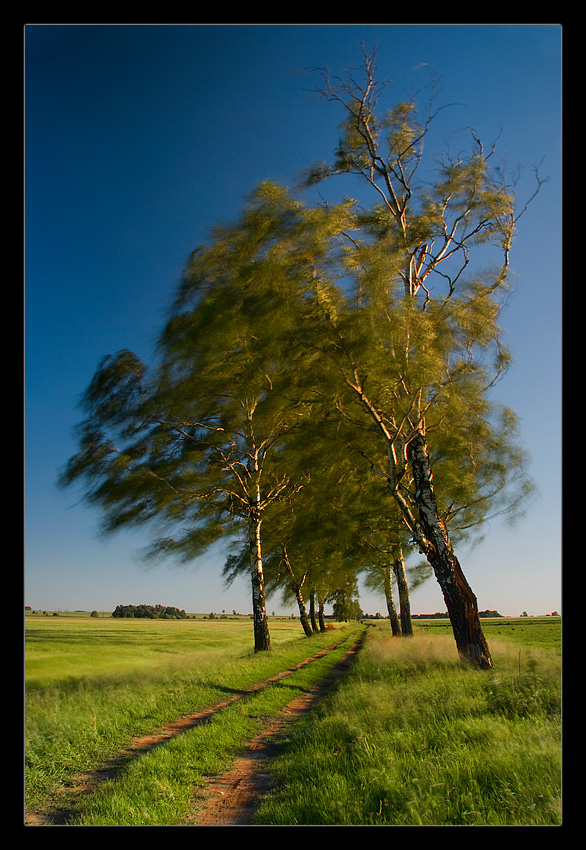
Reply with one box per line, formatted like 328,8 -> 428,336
414,615 -> 562,650
25,614 -> 306,687
253,619 -> 562,826
24,615 -> 561,826
24,615 -> 360,820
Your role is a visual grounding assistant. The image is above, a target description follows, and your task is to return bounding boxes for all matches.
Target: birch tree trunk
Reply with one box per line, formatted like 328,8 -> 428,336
283,549 -> 313,637
393,549 -> 413,637
300,600 -> 313,636
346,377 -> 492,667
294,588 -> 313,637
406,430 -> 492,669
309,592 -> 318,634
249,505 -> 271,652
384,564 -> 401,636
318,597 -> 326,633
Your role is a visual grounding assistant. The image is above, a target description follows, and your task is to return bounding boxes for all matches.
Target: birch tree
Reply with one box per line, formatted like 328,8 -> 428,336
300,49 -> 540,668
58,335 -> 291,653
60,185 -> 325,651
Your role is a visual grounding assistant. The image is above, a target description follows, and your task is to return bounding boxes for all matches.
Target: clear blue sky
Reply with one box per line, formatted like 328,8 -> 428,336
25,24 -> 561,617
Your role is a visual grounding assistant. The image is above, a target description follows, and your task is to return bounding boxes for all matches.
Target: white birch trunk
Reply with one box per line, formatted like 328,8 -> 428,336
309,592 -> 318,634
283,548 -> 313,637
393,549 -> 413,637
248,490 -> 271,653
318,597 -> 326,633
384,564 -> 401,636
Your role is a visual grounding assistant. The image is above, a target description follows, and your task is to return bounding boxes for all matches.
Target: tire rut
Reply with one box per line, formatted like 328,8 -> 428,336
25,633 -> 362,826
186,636 -> 363,826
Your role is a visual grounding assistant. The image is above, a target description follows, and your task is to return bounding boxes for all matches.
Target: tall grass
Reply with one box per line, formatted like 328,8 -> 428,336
26,618 -> 561,826
252,627 -> 561,826
67,640 -> 357,825
25,617 -> 359,815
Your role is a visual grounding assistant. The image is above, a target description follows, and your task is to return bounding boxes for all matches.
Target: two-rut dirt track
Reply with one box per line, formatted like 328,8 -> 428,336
26,629 -> 366,826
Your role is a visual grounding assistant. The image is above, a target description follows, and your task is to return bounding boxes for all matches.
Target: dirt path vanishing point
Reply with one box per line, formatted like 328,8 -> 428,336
25,633 -> 364,826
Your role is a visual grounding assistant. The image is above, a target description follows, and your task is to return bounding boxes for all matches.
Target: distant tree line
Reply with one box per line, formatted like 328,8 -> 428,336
112,603 -> 187,619
412,609 -> 503,619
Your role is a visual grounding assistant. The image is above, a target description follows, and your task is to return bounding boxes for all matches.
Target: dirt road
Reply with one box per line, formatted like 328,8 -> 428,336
189,635 -> 362,825
25,633 -> 363,826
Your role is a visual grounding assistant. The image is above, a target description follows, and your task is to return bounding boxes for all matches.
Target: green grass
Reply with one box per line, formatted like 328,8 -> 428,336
68,638 -> 358,825
25,616 -> 360,818
25,616 -> 306,687
25,616 -> 561,826
252,623 -> 561,826
414,616 -> 562,651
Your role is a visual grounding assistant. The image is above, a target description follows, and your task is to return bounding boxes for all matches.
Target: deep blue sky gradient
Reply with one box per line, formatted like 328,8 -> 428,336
25,24 -> 561,616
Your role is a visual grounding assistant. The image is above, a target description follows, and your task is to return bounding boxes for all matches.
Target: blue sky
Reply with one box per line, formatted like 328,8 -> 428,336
25,24 -> 561,617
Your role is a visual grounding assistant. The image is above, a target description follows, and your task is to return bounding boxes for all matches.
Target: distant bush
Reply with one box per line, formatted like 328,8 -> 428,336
112,604 -> 187,619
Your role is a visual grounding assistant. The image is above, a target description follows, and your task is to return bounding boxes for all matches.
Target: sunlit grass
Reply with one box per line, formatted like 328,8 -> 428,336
25,617 -> 358,814
26,617 -> 561,826
70,642 -> 355,825
252,627 -> 561,826
25,616 -> 307,686
415,616 -> 562,651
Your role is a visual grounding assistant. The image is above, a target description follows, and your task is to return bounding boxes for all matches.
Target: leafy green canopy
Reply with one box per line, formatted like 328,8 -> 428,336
298,53 -> 536,553
58,184 -> 356,568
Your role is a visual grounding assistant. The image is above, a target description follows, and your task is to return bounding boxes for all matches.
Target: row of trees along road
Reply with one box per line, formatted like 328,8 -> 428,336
59,52 -> 542,668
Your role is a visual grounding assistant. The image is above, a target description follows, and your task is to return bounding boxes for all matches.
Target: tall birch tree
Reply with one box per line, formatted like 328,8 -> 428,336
300,49 -> 540,668
59,183 -> 351,652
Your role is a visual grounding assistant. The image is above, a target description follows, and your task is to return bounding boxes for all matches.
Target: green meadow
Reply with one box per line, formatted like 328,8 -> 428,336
24,614 -> 359,820
253,619 -> 562,826
25,614 -> 306,687
24,615 -> 561,826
